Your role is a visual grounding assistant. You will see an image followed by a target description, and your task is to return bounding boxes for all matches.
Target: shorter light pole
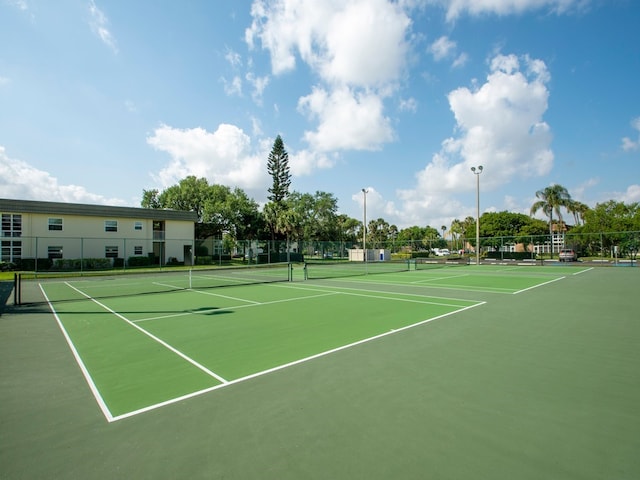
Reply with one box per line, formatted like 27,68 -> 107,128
471,166 -> 483,265
362,188 -> 368,262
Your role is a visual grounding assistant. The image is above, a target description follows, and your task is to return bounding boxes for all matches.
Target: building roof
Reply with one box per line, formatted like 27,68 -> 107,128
0,198 -> 198,222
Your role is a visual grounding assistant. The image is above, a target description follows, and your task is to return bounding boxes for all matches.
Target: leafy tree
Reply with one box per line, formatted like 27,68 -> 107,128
267,135 -> 291,205
141,189 -> 161,209
530,184 -> 572,257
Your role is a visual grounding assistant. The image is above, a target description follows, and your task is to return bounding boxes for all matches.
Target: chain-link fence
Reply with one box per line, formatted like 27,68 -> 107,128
4,230 -> 638,273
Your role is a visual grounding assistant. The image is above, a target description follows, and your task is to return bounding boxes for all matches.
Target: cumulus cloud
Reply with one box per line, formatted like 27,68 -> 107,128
397,53 -> 553,225
297,86 -> 394,151
351,187 -> 397,222
146,124 -> 336,192
88,0 -> 118,53
619,184 -> 640,203
146,124 -> 271,194
621,116 -> 640,151
0,146 -> 126,205
246,0 -> 411,154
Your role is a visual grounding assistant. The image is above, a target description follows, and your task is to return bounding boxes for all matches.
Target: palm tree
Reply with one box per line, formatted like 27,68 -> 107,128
530,184 -> 572,257
450,219 -> 464,251
567,200 -> 590,226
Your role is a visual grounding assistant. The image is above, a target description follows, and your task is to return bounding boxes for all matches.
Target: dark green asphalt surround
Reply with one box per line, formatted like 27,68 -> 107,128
1,266 -> 639,479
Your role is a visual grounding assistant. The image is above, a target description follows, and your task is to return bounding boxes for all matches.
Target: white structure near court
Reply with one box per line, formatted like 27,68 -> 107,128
1,198 -> 197,266
348,248 -> 390,261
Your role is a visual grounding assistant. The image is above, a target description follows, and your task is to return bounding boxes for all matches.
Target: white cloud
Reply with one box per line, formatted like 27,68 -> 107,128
351,187 -> 397,222
88,0 -> 118,54
146,124 -> 269,193
245,72 -> 270,104
224,48 -> 243,68
289,149 -> 335,176
429,35 -> 469,68
399,97 -> 418,113
0,76 -> 10,86
440,0 -> 591,21
247,0 -> 410,87
621,116 -> 640,151
397,53 -> 553,226
246,0 -> 412,155
6,0 -> 28,11
429,36 -> 456,61
452,52 -> 469,68
298,86 -> 394,151
221,75 -> 243,96
619,184 -> 640,203
0,146 -> 126,205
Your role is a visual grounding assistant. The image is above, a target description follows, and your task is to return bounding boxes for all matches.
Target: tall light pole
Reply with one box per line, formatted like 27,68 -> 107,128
362,188 -> 368,263
471,166 -> 483,265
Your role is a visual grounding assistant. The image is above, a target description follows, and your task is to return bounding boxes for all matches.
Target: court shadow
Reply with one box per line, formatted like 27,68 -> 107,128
0,281 -> 15,316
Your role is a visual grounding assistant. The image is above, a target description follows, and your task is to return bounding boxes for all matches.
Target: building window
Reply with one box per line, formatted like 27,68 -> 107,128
105,220 -> 118,232
48,218 -> 63,231
134,246 -> 143,255
134,221 -> 143,231
1,240 -> 21,262
2,214 -> 22,237
105,246 -> 118,258
48,246 -> 63,259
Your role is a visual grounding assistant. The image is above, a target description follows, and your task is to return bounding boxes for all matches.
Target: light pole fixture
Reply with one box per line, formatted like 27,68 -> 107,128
470,166 -> 483,265
362,188 -> 368,263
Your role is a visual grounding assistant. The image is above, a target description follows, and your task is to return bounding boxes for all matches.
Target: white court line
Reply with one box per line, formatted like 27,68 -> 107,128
110,300 -> 486,422
273,283 -> 479,308
314,275 -> 519,295
154,282 -> 260,305
410,274 -> 470,284
512,276 -> 566,294
39,283 -> 115,422
134,291 -> 340,323
572,267 -> 594,275
63,282 -> 229,385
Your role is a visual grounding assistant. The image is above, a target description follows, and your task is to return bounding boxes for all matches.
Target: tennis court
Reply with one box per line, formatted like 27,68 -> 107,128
1,262 -> 639,479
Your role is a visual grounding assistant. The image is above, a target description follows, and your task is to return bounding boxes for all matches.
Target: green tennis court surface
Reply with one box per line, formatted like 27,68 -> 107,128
2,264 -> 639,479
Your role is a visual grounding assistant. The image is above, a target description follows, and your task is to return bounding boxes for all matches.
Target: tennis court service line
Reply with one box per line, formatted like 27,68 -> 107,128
133,290 -> 341,323
63,282 -> 229,385
112,299 -> 486,422
276,283 -> 479,309
154,281 -> 260,305
512,275 -> 565,294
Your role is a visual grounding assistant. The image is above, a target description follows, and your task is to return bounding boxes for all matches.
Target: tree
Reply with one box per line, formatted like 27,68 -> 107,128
567,200 -> 590,226
267,135 -> 291,205
450,219 -> 464,251
530,184 -> 572,257
141,189 -> 161,209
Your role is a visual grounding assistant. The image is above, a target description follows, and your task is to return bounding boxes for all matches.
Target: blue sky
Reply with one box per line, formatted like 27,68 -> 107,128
1,0 -> 639,230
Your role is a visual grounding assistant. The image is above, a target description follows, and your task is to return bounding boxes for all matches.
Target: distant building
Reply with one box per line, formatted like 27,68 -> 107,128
0,198 -> 197,266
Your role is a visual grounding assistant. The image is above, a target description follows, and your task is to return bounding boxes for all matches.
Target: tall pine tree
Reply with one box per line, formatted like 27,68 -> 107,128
267,135 -> 291,205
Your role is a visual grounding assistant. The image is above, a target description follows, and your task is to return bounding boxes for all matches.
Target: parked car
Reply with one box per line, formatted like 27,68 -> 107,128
559,248 -> 577,262
435,249 -> 450,257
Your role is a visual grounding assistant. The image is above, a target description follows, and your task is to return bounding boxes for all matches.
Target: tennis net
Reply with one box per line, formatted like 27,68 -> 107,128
414,257 -> 469,270
304,260 -> 411,280
16,263 -> 292,305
